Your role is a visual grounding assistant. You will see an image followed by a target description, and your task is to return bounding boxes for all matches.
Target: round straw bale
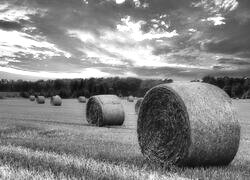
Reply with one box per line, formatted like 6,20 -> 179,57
29,95 -> 35,101
86,95 -> 125,127
50,95 -> 62,106
135,98 -> 143,114
128,95 -> 134,102
36,96 -> 45,104
78,96 -> 86,103
137,82 -> 240,167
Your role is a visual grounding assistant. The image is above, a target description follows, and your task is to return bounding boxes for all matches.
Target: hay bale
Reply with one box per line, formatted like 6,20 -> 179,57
137,82 -> 240,167
135,98 -> 143,114
29,95 -> 35,101
86,95 -> 125,127
128,95 -> 134,102
50,95 -> 62,106
36,96 -> 45,104
78,96 -> 86,103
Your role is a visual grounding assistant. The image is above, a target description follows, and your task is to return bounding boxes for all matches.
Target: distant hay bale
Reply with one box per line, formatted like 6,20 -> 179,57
36,96 -> 45,104
127,95 -> 134,102
86,95 -> 125,127
78,96 -> 86,103
50,95 -> 62,106
135,98 -> 143,114
137,82 -> 240,167
29,95 -> 35,101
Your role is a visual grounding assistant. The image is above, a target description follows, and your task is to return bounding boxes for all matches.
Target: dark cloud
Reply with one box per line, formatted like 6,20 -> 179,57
0,20 -> 22,31
218,58 -> 250,65
213,66 -> 225,70
203,21 -> 250,54
152,46 -> 172,55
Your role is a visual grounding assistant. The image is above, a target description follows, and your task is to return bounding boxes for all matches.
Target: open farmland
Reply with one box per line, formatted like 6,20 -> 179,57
0,98 -> 249,179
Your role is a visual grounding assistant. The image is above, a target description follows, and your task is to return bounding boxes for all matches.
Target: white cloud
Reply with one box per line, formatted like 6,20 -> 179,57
0,30 -> 71,61
192,0 -> 239,12
115,0 -> 125,4
0,67 -> 110,79
0,2 -> 46,22
214,0 -> 239,11
202,16 -> 226,26
116,16 -> 178,41
188,28 -> 197,32
81,0 -> 89,5
68,30 -> 96,43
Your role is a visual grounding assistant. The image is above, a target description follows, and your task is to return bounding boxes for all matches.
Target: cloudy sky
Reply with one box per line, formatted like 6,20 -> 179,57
0,0 -> 250,80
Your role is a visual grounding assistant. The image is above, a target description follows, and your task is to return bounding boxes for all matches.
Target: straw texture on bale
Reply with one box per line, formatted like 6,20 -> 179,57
137,82 -> 240,167
135,98 -> 143,114
78,96 -> 87,103
36,96 -> 45,104
50,95 -> 62,106
86,95 -> 125,127
29,95 -> 35,101
128,95 -> 134,102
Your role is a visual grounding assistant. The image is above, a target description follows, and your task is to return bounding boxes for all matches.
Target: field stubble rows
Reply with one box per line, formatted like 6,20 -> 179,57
0,98 -> 249,179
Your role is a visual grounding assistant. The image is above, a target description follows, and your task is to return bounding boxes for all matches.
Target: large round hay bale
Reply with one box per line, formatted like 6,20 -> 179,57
29,95 -> 35,101
137,82 -> 240,167
135,98 -> 143,114
86,95 -> 125,127
78,96 -> 86,103
50,95 -> 62,106
36,96 -> 45,104
128,95 -> 134,102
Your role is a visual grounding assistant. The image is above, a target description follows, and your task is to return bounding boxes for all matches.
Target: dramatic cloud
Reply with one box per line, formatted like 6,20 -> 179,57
0,0 -> 249,80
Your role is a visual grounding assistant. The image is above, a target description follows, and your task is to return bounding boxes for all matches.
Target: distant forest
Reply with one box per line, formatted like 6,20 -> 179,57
0,77 -> 173,98
0,76 -> 249,99
201,76 -> 250,99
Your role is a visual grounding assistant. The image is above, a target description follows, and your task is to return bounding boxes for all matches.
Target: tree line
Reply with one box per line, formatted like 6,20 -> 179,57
0,76 -> 249,99
201,76 -> 250,99
0,77 -> 173,98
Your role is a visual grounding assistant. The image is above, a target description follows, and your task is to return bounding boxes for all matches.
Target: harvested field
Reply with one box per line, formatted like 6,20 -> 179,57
0,98 -> 249,179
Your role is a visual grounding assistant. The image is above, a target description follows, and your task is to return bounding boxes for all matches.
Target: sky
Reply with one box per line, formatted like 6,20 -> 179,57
0,0 -> 250,81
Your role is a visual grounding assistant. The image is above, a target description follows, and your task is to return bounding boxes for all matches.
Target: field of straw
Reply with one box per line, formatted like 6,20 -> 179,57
0,98 -> 249,179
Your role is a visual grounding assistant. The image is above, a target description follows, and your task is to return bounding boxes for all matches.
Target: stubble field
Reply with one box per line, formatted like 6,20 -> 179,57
0,98 -> 249,179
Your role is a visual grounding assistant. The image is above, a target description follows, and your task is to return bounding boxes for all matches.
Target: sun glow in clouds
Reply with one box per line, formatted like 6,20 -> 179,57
0,30 -> 71,62
68,15 -> 180,68
0,67 -> 110,79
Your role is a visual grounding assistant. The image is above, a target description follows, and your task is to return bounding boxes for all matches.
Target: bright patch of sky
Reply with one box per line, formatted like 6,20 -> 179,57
202,16 -> 226,26
0,30 -> 71,61
115,0 -> 125,4
0,67 -> 110,79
